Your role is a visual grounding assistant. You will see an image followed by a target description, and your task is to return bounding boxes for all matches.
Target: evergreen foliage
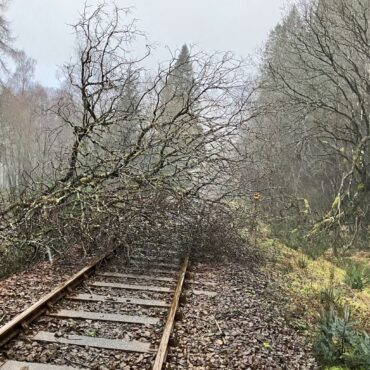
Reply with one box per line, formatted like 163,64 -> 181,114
315,307 -> 370,369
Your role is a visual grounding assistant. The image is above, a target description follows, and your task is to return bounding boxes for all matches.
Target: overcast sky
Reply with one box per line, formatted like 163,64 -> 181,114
7,0 -> 286,87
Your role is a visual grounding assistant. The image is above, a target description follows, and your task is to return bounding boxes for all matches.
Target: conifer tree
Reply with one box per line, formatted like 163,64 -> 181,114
157,44 -> 203,187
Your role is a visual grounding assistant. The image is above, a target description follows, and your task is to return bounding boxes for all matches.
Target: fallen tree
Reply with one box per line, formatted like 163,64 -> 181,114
0,3 -> 256,276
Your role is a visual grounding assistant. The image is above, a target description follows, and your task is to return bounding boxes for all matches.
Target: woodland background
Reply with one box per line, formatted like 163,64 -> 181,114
0,1 -> 369,368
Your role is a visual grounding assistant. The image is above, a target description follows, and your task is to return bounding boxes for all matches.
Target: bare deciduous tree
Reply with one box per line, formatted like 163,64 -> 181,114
240,0 -> 370,251
0,3 -> 255,275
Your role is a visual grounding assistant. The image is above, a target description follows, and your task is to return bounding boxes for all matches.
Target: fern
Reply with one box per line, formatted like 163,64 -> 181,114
344,265 -> 367,290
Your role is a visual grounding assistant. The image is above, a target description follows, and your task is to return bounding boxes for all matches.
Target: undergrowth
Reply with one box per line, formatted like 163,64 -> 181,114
259,235 -> 370,369
315,307 -> 370,369
335,258 -> 370,291
316,272 -> 370,368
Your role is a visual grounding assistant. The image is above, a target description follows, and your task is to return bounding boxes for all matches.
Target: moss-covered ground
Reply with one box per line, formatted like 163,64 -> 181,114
259,237 -> 370,339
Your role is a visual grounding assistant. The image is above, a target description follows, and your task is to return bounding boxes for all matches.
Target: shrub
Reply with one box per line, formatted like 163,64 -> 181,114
314,306 -> 370,369
343,332 -> 370,369
297,256 -> 308,269
344,265 -> 367,290
315,307 -> 351,365
319,286 -> 341,311
301,236 -> 333,260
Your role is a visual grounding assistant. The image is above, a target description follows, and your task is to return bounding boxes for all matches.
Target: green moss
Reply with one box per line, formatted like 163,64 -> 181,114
259,237 -> 370,334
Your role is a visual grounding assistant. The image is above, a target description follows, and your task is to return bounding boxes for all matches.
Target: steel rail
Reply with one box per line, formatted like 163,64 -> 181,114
153,255 -> 189,370
0,250 -> 114,348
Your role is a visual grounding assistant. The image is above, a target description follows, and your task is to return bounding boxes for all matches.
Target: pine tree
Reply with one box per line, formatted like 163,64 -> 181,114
172,44 -> 193,95
163,44 -> 193,110
156,44 -> 204,188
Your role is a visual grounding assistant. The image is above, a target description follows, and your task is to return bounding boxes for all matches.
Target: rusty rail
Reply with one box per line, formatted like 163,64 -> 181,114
153,255 -> 189,370
0,251 -> 114,348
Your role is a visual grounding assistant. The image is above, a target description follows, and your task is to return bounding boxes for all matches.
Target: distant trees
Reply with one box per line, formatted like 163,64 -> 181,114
242,0 -> 370,250
0,51 -> 66,190
0,3 -> 66,192
9,51 -> 36,94
0,0 -> 16,77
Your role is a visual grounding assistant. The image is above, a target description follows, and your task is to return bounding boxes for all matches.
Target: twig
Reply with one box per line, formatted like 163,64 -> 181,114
215,319 -> 227,344
83,282 -> 94,296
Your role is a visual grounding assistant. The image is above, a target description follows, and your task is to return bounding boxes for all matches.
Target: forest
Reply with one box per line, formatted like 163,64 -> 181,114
0,0 -> 369,369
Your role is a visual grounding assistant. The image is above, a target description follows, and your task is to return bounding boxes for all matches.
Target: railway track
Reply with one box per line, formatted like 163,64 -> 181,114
0,246 -> 218,369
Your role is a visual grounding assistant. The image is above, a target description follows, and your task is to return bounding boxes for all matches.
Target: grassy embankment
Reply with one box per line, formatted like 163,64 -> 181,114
259,232 -> 370,370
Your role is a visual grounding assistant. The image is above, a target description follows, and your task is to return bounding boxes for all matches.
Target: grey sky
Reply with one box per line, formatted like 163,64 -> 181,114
7,0 -> 286,87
